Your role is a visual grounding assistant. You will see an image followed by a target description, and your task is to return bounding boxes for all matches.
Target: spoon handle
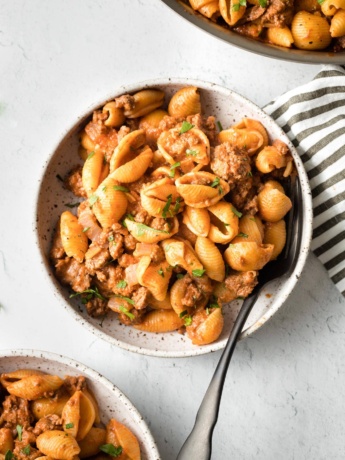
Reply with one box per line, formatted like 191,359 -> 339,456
177,289 -> 261,460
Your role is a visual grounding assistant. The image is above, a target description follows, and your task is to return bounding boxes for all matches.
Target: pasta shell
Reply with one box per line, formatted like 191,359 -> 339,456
189,0 -> 220,18
31,393 -> 70,420
291,11 -> 331,50
168,87 -> 201,118
266,26 -> 294,48
83,388 -> 101,425
79,427 -> 107,459
91,177 -> 128,228
255,145 -> 288,173
195,236 -> 225,282
6,374 -> 64,400
140,178 -> 183,218
0,369 -> 46,389
161,238 -> 203,274
330,9 -> 345,37
134,309 -> 184,332
102,101 -> 125,127
82,149 -> 105,197
139,109 -> 168,129
0,428 -> 13,453
62,390 -> 96,441
136,256 -> 172,301
182,206 -> 210,237
213,280 -> 237,304
233,118 -> 269,147
109,147 -> 153,183
124,217 -> 178,243
60,211 -> 89,263
36,431 -> 80,460
124,89 -> 165,118
321,0 -> 345,16
106,418 -> 141,460
258,185 -> 292,222
175,172 -> 229,208
237,214 -> 263,244
219,0 -> 246,25
186,307 -> 224,345
224,242 -> 273,271
80,131 -> 96,151
110,129 -> 146,172
148,294 -> 173,310
264,219 -> 286,260
207,201 -> 239,244
219,128 -> 263,155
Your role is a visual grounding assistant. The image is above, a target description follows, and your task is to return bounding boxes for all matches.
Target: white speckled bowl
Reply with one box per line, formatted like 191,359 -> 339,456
0,350 -> 160,459
35,78 -> 313,357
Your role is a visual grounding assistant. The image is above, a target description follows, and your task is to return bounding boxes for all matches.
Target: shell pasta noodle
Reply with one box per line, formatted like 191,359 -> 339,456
183,0 -> 345,52
51,86 -> 295,346
0,370 -> 141,459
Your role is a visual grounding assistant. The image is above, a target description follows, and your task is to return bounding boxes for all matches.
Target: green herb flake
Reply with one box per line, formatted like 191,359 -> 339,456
169,162 -> 181,178
70,287 -> 107,302
237,296 -> 245,300
65,422 -> 74,429
16,425 -> 23,441
179,121 -> 194,134
184,315 -> 193,326
173,197 -> 182,214
232,207 -> 242,218
192,269 -> 206,277
119,305 -> 135,320
113,185 -> 129,193
217,121 -> 223,132
65,202 -> 80,208
116,280 -> 127,289
100,444 -> 123,457
113,294 -> 135,305
158,268 -> 164,277
21,446 -> 30,456
249,217 -> 256,222
176,273 -> 184,279
186,148 -> 199,156
87,151 -> 95,160
102,185 -> 107,192
209,302 -> 220,309
237,232 -> 248,238
317,0 -> 325,3
136,223 -> 169,236
232,0 -> 246,10
211,177 -> 220,188
89,194 -> 99,206
258,0 -> 267,6
162,194 -> 173,218
82,227 -> 90,233
218,185 -> 223,196
179,310 -> 188,318
108,235 -> 114,242
247,171 -> 253,177
5,451 -> 14,460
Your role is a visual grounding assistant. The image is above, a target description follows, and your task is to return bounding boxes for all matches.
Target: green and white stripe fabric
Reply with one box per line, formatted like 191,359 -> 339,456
264,65 -> 345,296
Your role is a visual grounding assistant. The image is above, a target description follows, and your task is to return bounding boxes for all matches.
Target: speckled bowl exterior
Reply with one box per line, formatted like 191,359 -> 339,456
0,350 -> 161,459
161,0 -> 345,65
34,78 -> 313,357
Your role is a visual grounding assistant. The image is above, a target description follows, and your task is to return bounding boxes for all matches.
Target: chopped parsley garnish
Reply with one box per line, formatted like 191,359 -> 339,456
211,177 -> 220,188
21,446 -> 30,456
122,213 -> 135,227
186,148 -> 198,156
258,0 -> 267,6
249,217 -> 256,222
135,223 -> 169,236
232,207 -> 242,218
119,305 -> 135,320
56,174 -> 64,182
89,194 -> 99,206
237,232 -> 248,238
173,196 -> 182,214
5,451 -> 14,460
158,268 -> 164,277
116,280 -> 127,289
113,294 -> 135,305
179,121 -> 194,134
70,287 -> 107,302
184,315 -> 193,326
82,227 -> 90,232
100,444 -> 123,457
232,0 -> 246,11
162,194 -> 173,218
65,423 -> 74,429
87,151 -> 95,160
179,310 -> 188,318
169,162 -> 181,178
16,425 -> 23,441
65,202 -> 80,208
113,185 -> 129,193
192,269 -> 206,277
247,171 -> 253,177
108,235 -> 114,242
176,273 -> 185,279
317,0 -> 325,3
102,185 -> 107,192
209,302 -> 220,309
237,296 -> 245,300
217,121 -> 223,132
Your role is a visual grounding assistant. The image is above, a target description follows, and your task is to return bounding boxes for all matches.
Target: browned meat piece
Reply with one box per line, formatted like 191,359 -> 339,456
114,94 -> 135,112
64,165 -> 87,198
132,287 -> 150,310
50,223 -> 65,261
63,376 -> 86,395
334,36 -> 345,52
211,144 -> 251,185
124,234 -> 137,252
118,254 -> 138,268
127,200 -> 151,225
183,281 -> 202,307
118,308 -> 146,326
234,22 -> 263,39
84,110 -> 118,158
176,222 -> 197,246
149,244 -> 165,263
223,271 -> 258,302
55,257 -> 91,292
272,139 -> 289,156
117,125 -> 131,143
240,5 -> 266,23
33,414 -> 62,436
150,217 -> 171,232
127,175 -> 150,195
85,297 -> 109,317
260,0 -> 294,27
13,442 -> 41,460
109,233 -> 124,260
85,246 -> 111,273
0,395 -> 33,431
95,265 -> 126,296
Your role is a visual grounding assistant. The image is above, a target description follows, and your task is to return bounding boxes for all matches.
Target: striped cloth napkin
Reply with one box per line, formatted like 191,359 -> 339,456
264,65 -> 345,297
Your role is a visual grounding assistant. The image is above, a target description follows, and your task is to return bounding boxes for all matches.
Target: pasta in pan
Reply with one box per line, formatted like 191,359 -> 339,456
183,0 -> 345,52
51,86 -> 295,346
0,370 -> 141,459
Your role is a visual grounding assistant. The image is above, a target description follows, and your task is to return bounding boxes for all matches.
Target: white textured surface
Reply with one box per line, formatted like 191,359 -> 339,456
0,1 -> 344,459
